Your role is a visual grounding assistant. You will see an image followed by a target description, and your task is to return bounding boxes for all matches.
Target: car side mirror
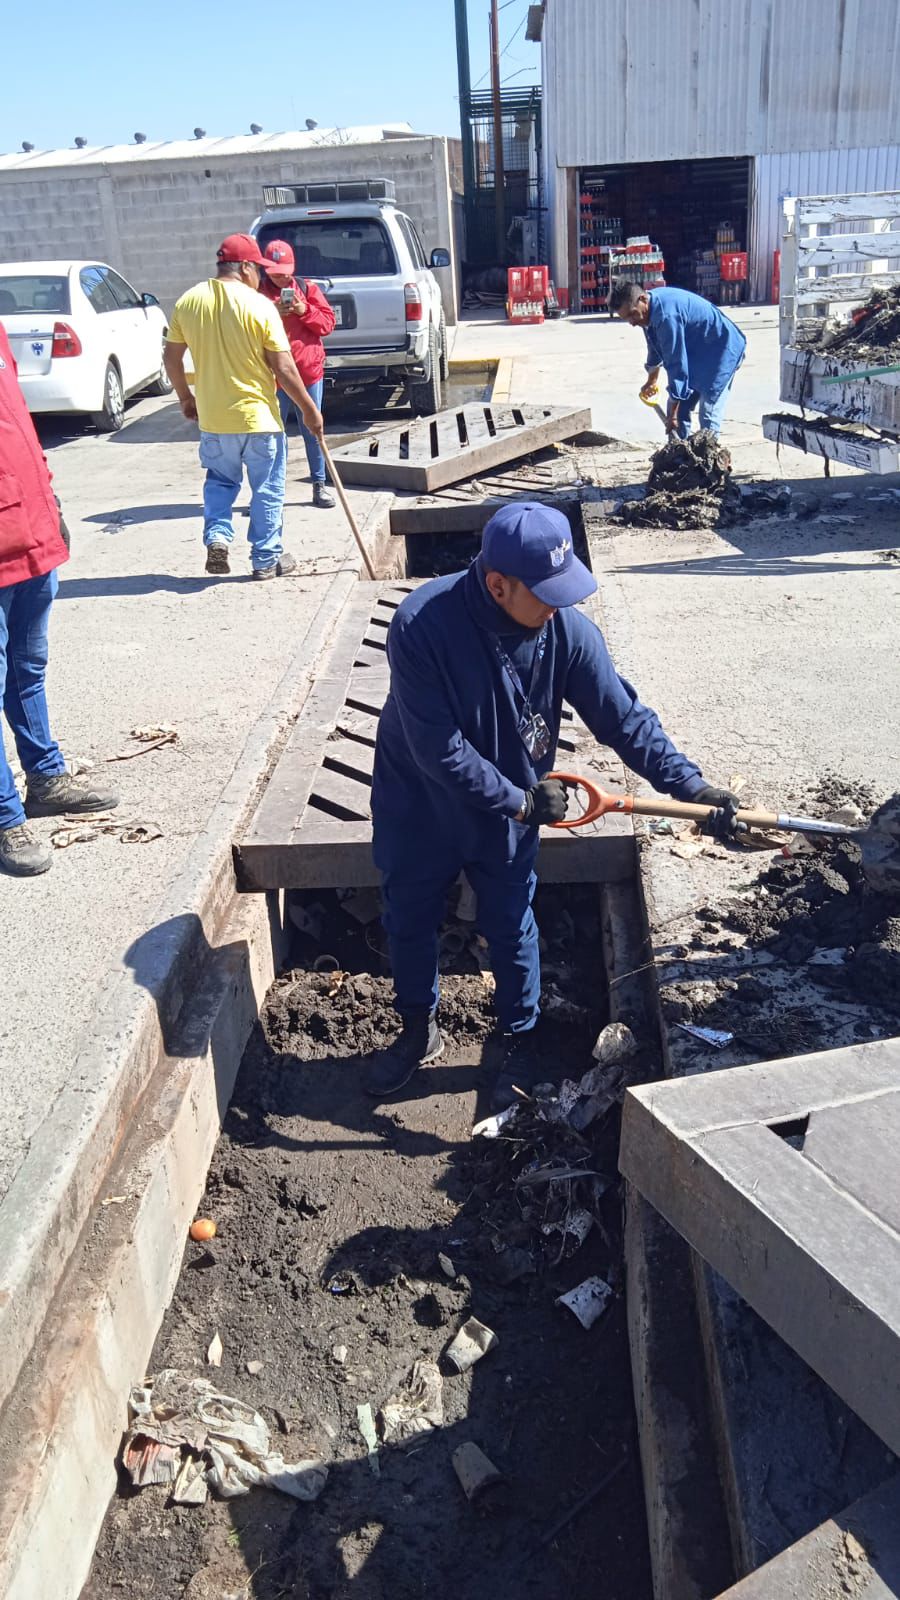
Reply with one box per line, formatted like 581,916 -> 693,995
141,292 -> 160,308
430,248 -> 451,269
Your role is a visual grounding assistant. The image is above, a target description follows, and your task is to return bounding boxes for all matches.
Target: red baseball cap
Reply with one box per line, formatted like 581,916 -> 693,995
217,233 -> 268,267
263,240 -> 295,275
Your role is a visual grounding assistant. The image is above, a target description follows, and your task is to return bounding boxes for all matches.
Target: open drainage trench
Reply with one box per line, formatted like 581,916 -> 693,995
81,490 -> 900,1599
83,505 -> 655,1600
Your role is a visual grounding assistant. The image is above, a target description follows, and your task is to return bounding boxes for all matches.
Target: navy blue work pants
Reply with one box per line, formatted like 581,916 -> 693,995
380,839 -> 541,1033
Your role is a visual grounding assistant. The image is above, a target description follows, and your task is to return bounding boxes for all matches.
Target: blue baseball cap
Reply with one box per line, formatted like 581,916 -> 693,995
480,502 -> 597,607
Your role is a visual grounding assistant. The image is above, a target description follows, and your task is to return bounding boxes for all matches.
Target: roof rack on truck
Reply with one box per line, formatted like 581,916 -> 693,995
260,178 -> 397,208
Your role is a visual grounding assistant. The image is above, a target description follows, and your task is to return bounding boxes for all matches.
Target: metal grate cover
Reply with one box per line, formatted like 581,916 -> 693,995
329,403 -> 592,493
236,581 -> 633,890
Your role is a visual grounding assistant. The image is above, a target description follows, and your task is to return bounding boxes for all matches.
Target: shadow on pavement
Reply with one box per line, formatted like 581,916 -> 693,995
84,503 -> 200,525
56,572 -> 239,599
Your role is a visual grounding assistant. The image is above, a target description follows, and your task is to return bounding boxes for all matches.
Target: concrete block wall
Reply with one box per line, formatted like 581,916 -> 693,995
0,137 -> 458,322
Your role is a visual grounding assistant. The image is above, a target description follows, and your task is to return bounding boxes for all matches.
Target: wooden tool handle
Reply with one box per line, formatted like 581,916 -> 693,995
629,795 -> 783,828
320,438 -> 377,581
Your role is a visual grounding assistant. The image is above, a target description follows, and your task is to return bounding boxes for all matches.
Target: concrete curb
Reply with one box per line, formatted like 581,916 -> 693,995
0,888 -> 279,1600
0,566 -> 359,1418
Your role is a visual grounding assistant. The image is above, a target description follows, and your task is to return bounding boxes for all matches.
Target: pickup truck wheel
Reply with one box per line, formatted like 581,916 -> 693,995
92,362 -> 125,432
439,316 -> 450,383
409,327 -> 442,416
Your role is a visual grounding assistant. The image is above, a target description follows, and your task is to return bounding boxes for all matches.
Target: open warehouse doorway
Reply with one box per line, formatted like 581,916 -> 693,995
576,155 -> 751,312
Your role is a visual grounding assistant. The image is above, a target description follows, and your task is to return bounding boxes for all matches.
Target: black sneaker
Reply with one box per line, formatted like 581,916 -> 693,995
490,1028 -> 542,1113
253,551 -> 297,580
0,823 -> 52,877
313,484 -> 335,509
25,770 -> 120,818
205,544 -> 230,575
365,1011 -> 443,1097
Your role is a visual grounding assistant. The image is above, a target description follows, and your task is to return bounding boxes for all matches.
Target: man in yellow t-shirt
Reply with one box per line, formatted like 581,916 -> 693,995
164,234 -> 324,579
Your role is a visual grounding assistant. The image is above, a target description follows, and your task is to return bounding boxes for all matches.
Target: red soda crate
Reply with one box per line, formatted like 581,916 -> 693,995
720,251 -> 748,282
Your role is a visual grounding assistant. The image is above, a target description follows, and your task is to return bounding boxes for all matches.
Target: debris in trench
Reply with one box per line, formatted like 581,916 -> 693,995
452,1442 -> 505,1504
592,1022 -> 638,1065
356,1402 -> 381,1475
122,1370 -> 328,1503
378,1359 -> 443,1443
675,1022 -> 735,1049
445,1317 -> 498,1373
555,1275 -> 613,1330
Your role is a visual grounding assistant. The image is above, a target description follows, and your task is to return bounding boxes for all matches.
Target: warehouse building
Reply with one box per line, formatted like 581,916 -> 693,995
527,0 -> 900,307
0,125 -> 462,322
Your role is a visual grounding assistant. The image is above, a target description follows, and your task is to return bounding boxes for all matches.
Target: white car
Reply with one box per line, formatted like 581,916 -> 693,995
0,259 -> 170,431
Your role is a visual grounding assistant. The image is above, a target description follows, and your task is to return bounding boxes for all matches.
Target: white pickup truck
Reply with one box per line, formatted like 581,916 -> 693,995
763,189 -> 900,473
251,178 -> 451,414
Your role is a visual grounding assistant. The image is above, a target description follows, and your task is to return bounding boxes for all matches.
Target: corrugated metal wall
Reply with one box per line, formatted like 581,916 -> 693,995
544,0 -> 900,169
750,145 -> 900,300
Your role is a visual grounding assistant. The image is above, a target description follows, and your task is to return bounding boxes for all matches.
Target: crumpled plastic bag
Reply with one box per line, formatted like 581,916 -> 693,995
122,1370 -> 328,1504
378,1360 -> 443,1443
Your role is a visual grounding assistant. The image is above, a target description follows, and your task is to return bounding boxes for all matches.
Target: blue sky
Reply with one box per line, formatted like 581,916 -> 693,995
0,0 -> 540,155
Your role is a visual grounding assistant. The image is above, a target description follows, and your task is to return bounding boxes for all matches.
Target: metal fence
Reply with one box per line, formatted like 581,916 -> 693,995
461,86 -> 544,268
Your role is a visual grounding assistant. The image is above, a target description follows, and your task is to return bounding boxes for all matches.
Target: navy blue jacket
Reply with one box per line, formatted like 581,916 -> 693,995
645,287 -> 746,404
371,561 -> 706,868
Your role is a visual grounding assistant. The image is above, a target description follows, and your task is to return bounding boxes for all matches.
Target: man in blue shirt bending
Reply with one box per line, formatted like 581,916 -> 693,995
366,501 -> 737,1107
611,281 -> 746,438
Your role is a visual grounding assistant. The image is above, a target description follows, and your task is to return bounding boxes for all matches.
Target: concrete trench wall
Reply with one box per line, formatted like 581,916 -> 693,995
0,136 -> 460,323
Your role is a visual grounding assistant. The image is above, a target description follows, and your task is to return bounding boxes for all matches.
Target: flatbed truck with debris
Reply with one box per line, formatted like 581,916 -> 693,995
763,189 -> 900,473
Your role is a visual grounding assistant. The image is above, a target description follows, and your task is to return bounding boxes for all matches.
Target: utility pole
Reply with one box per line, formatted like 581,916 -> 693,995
490,0 -> 506,262
453,0 -> 476,206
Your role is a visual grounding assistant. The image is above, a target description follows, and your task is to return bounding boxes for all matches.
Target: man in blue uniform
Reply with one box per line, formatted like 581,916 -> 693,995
610,281 -> 746,438
367,501 -> 736,1106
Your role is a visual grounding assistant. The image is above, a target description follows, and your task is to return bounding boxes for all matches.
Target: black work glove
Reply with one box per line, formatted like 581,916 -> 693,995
520,778 -> 568,827
694,784 -> 740,841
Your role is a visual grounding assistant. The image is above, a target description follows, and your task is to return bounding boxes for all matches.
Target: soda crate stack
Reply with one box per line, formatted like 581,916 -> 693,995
507,266 -> 548,325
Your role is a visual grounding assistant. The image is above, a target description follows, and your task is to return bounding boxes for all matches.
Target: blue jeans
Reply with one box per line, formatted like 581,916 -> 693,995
0,570 -> 65,830
199,431 -> 286,572
279,381 -> 326,484
380,840 -> 541,1032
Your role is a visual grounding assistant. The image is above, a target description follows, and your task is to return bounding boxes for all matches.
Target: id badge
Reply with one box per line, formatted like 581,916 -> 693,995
520,712 -> 551,761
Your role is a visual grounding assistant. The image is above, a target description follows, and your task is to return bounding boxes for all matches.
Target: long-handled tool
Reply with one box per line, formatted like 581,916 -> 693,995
640,386 -> 669,431
320,436 -> 377,580
546,772 -> 900,893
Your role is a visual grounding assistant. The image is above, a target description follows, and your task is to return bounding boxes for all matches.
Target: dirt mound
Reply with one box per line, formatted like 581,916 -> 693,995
618,432 -> 790,531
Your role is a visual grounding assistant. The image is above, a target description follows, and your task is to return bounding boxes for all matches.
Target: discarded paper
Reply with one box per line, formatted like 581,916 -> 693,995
675,1022 -> 734,1048
378,1359 -> 443,1443
356,1402 -> 381,1475
556,1275 -> 613,1330
445,1317 -> 498,1374
122,1370 -> 328,1503
452,1441 -> 503,1502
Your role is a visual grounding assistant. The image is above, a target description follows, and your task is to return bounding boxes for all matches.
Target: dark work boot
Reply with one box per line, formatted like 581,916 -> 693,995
490,1027 -> 542,1113
205,543 -> 230,575
25,770 -> 120,817
0,823 -> 52,877
365,1011 -> 443,1097
313,483 -> 335,509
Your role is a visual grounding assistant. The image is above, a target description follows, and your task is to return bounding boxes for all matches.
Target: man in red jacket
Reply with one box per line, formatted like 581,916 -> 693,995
261,240 -> 337,508
0,325 -> 118,877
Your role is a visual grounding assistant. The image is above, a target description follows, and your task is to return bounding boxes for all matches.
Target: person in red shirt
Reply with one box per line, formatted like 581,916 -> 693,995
261,240 -> 337,508
0,325 -> 118,876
